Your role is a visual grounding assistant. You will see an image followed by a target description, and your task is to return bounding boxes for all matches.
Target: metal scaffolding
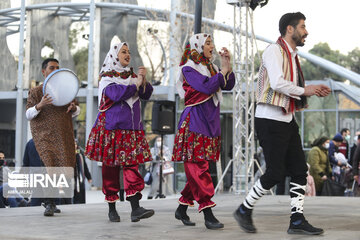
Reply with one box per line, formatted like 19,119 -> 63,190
231,0 -> 256,195
1,1 -> 360,189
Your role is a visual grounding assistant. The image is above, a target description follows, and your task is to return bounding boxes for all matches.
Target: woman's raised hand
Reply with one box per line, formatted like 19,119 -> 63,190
138,66 -> 147,87
219,47 -> 231,75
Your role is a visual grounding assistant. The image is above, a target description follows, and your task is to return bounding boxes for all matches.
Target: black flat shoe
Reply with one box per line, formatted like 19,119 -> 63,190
43,203 -> 55,217
131,207 -> 154,222
204,220 -> 224,230
175,209 -> 196,226
108,210 -> 120,222
287,218 -> 324,235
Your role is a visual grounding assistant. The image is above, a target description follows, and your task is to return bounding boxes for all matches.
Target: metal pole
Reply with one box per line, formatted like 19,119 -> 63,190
194,0 -> 202,34
15,0 -> 26,166
156,134 -> 165,199
335,92 -> 339,132
168,0 -> 179,102
168,0 -> 179,193
85,0 -> 95,144
215,159 -> 233,193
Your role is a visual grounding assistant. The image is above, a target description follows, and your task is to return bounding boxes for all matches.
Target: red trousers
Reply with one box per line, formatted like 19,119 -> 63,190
179,161 -> 216,212
102,164 -> 144,202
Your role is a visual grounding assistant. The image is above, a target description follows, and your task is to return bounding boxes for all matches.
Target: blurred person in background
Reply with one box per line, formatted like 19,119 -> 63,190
307,137 -> 331,196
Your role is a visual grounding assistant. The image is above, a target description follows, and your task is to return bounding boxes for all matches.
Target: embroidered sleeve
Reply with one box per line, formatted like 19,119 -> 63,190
221,71 -> 235,91
104,83 -> 137,102
182,66 -> 222,95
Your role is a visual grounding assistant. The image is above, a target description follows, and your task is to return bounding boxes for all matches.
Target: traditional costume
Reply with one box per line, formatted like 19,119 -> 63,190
233,36 -> 323,235
27,86 -> 76,168
26,63 -> 78,216
85,42 -> 154,222
172,33 -> 235,229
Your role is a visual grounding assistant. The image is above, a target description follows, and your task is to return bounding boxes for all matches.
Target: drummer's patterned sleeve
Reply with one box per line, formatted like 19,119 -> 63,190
26,87 -> 41,120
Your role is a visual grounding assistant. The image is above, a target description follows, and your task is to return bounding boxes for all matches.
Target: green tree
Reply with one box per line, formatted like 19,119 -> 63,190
254,50 -> 263,73
300,42 -> 347,81
73,47 -> 88,81
69,24 -> 85,50
346,47 -> 360,74
68,22 -> 88,81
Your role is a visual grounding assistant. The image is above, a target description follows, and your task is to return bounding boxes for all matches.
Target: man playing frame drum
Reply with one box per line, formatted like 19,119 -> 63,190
26,58 -> 80,216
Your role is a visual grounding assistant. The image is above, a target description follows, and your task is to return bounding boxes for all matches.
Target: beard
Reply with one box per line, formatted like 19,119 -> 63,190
292,31 -> 307,47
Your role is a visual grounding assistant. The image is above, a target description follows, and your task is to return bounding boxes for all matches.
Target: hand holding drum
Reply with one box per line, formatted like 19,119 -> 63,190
42,69 -> 79,107
36,94 -> 53,111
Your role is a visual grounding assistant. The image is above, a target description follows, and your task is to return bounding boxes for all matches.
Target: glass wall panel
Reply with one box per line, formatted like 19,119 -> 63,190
338,93 -> 360,110
303,111 -> 336,149
339,111 -> 360,146
306,94 -> 336,110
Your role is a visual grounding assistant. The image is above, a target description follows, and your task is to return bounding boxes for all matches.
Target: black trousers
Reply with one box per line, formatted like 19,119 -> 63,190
256,117 -> 307,190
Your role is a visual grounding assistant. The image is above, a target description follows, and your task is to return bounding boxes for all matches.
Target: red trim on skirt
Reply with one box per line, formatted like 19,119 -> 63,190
85,112 -> 152,166
172,114 -> 220,163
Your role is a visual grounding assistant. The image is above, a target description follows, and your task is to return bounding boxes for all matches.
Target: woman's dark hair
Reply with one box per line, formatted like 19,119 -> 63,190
279,12 -> 306,37
311,136 -> 329,148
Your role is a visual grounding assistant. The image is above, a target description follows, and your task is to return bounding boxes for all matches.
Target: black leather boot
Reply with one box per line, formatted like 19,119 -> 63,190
175,204 -> 196,226
108,202 -> 120,222
129,194 -> 154,222
203,208 -> 224,230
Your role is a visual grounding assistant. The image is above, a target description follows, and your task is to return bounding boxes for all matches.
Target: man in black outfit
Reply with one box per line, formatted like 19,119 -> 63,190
233,12 -> 330,235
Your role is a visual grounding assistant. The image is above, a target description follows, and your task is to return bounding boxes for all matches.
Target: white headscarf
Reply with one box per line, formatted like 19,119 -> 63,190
176,33 -> 222,106
98,42 -> 138,108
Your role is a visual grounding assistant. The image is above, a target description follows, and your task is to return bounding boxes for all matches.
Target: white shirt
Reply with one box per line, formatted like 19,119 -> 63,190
26,105 -> 81,120
255,39 -> 305,123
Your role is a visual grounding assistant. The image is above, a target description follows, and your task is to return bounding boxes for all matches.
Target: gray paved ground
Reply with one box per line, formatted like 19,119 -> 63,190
0,194 -> 359,240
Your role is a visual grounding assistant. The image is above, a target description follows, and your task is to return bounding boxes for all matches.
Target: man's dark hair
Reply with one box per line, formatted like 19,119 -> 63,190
42,58 -> 59,70
0,150 -> 4,155
279,12 -> 306,37
340,128 -> 349,135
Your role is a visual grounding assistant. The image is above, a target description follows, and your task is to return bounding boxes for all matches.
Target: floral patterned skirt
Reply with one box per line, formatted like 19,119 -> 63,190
172,115 -> 220,163
85,112 -> 152,166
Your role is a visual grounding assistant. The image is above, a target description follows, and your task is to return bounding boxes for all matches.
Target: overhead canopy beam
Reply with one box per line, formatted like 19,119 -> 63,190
1,2 -> 359,86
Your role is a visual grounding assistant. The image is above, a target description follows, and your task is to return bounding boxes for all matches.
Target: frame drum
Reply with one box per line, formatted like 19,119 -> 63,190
43,68 -> 79,106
